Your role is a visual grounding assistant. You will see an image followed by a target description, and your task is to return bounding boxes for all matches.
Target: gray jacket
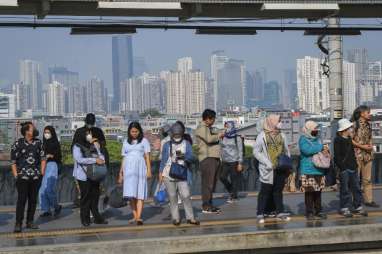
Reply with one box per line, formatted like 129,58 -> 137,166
221,136 -> 243,163
253,131 -> 290,184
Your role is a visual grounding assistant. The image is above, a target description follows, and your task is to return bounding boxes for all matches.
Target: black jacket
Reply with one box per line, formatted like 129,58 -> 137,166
334,135 -> 358,171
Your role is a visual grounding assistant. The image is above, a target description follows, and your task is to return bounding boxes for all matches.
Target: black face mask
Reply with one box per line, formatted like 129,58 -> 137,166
311,130 -> 319,137
33,129 -> 39,137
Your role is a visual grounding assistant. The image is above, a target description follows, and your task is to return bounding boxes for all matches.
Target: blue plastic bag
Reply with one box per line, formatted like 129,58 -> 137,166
154,183 -> 168,205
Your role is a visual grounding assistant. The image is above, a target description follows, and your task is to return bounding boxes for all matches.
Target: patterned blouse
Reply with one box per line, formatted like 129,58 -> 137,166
353,120 -> 373,162
11,138 -> 46,180
265,132 -> 285,168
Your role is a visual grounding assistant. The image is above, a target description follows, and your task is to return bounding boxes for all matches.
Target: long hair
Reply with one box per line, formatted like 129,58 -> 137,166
351,105 -> 370,131
127,121 -> 144,144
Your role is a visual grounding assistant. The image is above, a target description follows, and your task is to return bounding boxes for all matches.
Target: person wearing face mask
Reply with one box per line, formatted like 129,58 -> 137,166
159,123 -> 200,226
39,126 -> 62,218
253,114 -> 291,224
334,119 -> 368,218
72,129 -> 107,227
299,121 -> 328,220
11,122 -> 46,233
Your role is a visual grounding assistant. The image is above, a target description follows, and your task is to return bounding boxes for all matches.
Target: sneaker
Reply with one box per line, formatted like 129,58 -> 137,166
187,219 -> 200,225
212,206 -> 221,213
54,205 -> 62,217
173,220 -> 181,226
306,213 -> 315,221
202,207 -> 220,214
26,222 -> 39,230
276,213 -> 291,222
40,211 -> 52,218
353,207 -> 368,217
315,212 -> 327,220
257,216 -> 265,224
226,197 -> 238,204
365,202 -> 380,208
341,209 -> 353,218
14,223 -> 22,233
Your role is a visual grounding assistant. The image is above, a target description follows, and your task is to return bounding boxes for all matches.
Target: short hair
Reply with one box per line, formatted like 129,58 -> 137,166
85,113 -> 96,125
20,121 -> 33,137
202,109 -> 216,121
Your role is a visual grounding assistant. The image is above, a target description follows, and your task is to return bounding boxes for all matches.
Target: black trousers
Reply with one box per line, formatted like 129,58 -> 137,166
16,178 -> 41,224
200,158 -> 220,209
305,191 -> 322,215
257,171 -> 287,216
78,179 -> 103,224
220,162 -> 241,199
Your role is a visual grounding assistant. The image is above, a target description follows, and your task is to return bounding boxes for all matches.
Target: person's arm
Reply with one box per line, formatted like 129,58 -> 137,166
299,137 -> 323,156
10,141 -> 19,178
73,145 -> 98,165
184,141 -> 194,163
196,126 -> 220,144
39,141 -> 47,176
334,138 -> 346,171
143,139 -> 152,178
352,140 -> 373,151
237,137 -> 244,164
159,142 -> 169,173
253,134 -> 273,170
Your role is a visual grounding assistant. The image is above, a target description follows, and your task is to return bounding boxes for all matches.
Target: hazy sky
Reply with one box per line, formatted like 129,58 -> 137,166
0,23 -> 382,90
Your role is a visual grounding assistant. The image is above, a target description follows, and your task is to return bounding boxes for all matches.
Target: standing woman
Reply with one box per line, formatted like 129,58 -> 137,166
159,123 -> 199,226
299,121 -> 328,220
39,126 -> 62,218
118,122 -> 152,225
253,114 -> 291,224
73,129 -> 107,227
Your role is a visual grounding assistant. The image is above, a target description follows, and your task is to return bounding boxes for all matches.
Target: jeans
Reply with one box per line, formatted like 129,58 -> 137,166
257,171 -> 288,216
220,162 -> 241,199
78,179 -> 103,224
340,169 -> 363,210
164,178 -> 195,221
16,178 -> 41,224
200,158 -> 220,209
39,162 -> 59,213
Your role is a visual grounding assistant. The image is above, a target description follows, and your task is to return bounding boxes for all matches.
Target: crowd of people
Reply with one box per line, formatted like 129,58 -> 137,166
9,105 -> 379,232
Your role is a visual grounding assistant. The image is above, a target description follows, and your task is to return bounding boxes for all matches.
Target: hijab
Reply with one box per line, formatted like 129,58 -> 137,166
224,121 -> 237,139
263,114 -> 281,137
302,120 -> 319,139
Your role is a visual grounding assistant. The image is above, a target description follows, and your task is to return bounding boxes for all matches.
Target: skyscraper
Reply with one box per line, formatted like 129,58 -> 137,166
46,81 -> 66,115
19,60 -> 43,111
141,73 -> 165,112
343,61 -> 357,117
12,82 -> 29,112
112,35 -> 134,112
210,51 -> 229,110
67,85 -> 87,114
253,69 -> 265,101
177,57 -> 193,73
165,71 -> 186,115
347,48 -> 368,104
282,69 -> 297,109
263,81 -> 281,107
216,59 -> 246,111
86,77 -> 107,114
0,92 -> 16,118
185,70 -> 206,115
245,71 -> 255,107
120,77 -> 143,113
48,66 -> 79,87
297,56 -> 329,114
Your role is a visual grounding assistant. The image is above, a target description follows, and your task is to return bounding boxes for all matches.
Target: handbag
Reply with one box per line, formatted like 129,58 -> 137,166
277,154 -> 293,172
107,185 -> 127,208
77,143 -> 108,182
312,152 -> 331,169
154,182 -> 168,205
168,141 -> 188,181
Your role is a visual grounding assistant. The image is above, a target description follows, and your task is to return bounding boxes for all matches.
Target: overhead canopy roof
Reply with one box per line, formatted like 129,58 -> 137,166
1,0 -> 382,19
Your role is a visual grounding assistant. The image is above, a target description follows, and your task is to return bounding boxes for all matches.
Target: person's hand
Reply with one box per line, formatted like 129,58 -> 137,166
93,141 -> 100,149
219,132 -> 225,139
96,158 -> 105,165
237,163 -> 243,172
158,173 -> 163,183
117,171 -> 123,185
363,144 -> 373,151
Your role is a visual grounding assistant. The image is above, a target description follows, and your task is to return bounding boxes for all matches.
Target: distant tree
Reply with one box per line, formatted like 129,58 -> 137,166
140,108 -> 163,117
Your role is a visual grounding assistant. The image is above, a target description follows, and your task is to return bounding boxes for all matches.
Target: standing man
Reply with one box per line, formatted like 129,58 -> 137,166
11,122 -> 46,233
195,109 -> 224,214
352,105 -> 379,208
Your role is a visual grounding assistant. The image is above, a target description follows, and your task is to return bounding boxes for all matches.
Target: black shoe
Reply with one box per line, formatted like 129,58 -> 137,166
136,219 -> 143,226
202,207 -> 220,214
26,222 -> 39,230
40,212 -> 52,218
365,202 -> 380,208
94,219 -> 108,225
14,223 -> 22,233
315,212 -> 327,220
82,221 -> 91,227
306,214 -> 315,221
187,220 -> 200,225
173,220 -> 181,226
54,205 -> 62,217
353,207 -> 368,217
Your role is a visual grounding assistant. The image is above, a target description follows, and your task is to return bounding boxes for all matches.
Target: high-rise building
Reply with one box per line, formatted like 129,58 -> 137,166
86,77 -> 107,114
0,92 -> 16,118
48,66 -> 79,87
67,85 -> 87,114
12,82 -> 30,112
120,77 -> 143,113
216,59 -> 246,111
141,73 -> 165,112
347,48 -> 369,104
204,78 -> 215,110
165,71 -> 186,115
263,81 -> 281,107
253,69 -> 265,101
359,61 -> 382,106
210,51 -> 229,110
177,57 -> 193,73
343,61 -> 357,117
245,71 -> 255,107
46,81 -> 66,115
185,70 -> 206,115
112,35 -> 134,112
282,69 -> 297,109
19,59 -> 43,111
297,56 -> 329,114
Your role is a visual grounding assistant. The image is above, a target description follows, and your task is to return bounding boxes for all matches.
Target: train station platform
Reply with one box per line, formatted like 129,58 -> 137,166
1,189 -> 382,253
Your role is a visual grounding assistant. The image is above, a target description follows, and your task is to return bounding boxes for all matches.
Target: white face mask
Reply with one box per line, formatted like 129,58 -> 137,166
173,137 -> 182,142
86,134 -> 93,143
44,133 -> 52,140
